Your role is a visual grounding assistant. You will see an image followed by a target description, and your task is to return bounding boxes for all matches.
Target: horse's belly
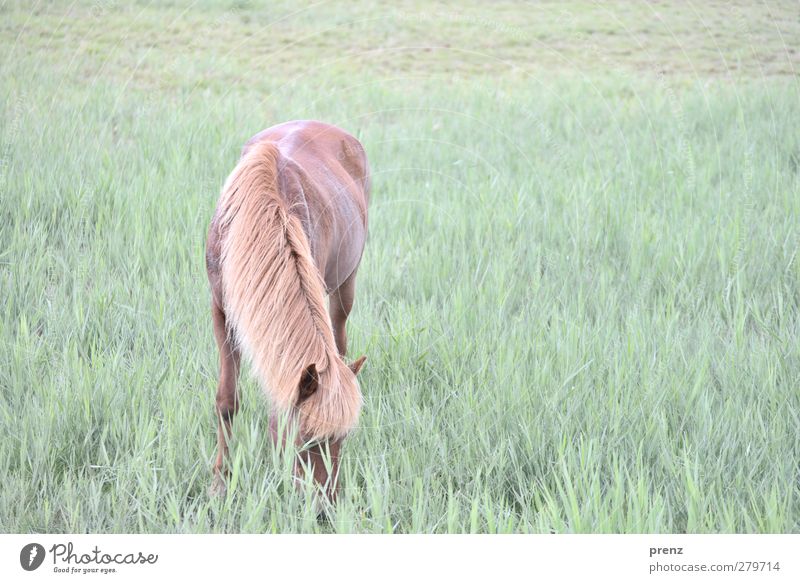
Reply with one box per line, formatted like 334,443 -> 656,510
321,212 -> 366,293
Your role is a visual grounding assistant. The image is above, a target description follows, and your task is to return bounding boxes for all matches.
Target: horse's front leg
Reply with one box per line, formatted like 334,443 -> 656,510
210,298 -> 240,496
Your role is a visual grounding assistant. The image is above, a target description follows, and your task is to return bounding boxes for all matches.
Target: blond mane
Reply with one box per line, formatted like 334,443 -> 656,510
215,141 -> 361,440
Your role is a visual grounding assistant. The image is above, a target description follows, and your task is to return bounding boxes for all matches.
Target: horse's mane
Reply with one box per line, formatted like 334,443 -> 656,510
215,140 -> 361,440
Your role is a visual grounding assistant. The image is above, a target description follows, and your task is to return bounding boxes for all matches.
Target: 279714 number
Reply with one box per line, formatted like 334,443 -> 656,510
736,562 -> 781,572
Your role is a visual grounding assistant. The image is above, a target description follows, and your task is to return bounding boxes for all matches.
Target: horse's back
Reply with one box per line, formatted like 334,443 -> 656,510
243,121 -> 369,292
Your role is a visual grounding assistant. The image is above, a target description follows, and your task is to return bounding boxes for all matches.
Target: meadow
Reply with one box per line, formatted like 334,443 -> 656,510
1,1 -> 799,533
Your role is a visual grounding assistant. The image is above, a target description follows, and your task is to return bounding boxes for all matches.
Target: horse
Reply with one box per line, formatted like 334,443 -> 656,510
205,120 -> 370,502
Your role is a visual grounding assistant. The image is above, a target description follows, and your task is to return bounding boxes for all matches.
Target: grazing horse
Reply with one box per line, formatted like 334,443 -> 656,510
206,120 -> 370,501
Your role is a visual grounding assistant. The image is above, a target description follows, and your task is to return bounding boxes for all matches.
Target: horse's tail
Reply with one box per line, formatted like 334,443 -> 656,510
216,140 -> 361,440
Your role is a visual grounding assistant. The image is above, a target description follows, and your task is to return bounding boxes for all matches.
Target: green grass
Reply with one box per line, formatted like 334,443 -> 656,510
1,0 -> 799,533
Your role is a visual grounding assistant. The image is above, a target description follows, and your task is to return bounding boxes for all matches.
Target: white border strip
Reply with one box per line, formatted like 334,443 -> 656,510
1,534 -> 797,581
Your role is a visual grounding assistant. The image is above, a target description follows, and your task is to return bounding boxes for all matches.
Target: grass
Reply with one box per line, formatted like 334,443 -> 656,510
1,0 -> 799,533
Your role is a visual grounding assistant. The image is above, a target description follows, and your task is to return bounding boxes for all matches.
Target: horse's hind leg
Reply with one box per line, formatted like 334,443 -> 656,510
210,298 -> 240,495
330,271 -> 357,356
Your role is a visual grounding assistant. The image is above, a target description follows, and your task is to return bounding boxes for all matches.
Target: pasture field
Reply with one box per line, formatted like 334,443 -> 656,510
1,1 -> 799,533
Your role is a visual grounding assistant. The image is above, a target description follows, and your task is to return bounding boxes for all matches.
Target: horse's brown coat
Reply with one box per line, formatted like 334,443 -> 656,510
206,120 -> 369,499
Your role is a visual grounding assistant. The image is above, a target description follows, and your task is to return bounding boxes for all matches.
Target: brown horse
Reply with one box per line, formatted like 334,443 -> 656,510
206,120 -> 370,501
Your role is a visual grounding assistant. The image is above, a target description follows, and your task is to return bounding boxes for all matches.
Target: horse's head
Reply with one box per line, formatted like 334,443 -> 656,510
298,355 -> 366,504
271,355 -> 367,504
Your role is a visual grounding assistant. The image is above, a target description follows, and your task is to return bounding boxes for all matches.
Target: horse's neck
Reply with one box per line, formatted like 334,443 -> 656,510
277,158 -> 323,270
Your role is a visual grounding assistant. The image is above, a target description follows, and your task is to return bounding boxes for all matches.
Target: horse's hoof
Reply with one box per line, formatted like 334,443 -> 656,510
209,474 -> 227,497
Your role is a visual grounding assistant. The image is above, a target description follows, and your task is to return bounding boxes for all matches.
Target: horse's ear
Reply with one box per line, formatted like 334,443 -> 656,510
298,363 -> 319,402
349,355 -> 367,376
